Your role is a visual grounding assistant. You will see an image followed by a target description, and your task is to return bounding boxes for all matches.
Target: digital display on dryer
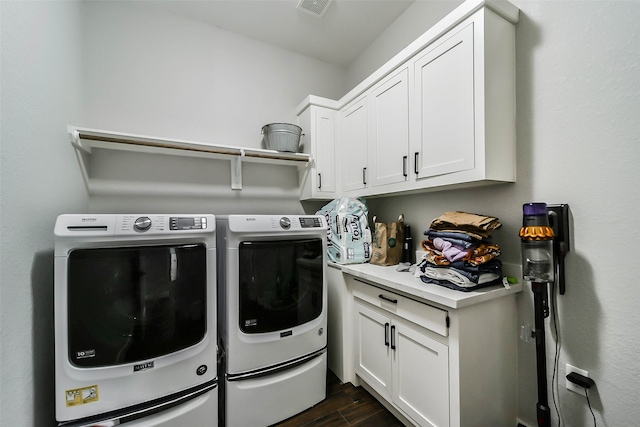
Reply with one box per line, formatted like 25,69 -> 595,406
299,217 -> 322,228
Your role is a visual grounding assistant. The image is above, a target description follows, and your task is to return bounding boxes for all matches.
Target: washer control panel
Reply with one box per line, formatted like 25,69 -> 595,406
170,216 -> 208,230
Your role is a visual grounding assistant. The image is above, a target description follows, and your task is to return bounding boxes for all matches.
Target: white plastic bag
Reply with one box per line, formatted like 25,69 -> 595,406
316,198 -> 372,264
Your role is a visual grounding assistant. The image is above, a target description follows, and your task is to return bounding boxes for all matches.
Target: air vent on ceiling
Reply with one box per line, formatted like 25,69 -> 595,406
297,0 -> 333,17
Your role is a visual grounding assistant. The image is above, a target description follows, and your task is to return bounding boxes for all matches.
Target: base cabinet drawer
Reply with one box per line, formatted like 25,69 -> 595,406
351,278 -> 449,337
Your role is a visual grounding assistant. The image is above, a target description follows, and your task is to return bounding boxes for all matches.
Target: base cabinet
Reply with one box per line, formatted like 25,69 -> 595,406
355,301 -> 449,427
347,274 -> 518,427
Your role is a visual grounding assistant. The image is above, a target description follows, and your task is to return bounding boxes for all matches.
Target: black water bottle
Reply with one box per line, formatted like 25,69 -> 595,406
402,224 -> 413,263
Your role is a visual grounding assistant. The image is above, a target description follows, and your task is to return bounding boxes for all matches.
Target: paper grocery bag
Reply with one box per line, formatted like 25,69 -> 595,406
370,214 -> 404,266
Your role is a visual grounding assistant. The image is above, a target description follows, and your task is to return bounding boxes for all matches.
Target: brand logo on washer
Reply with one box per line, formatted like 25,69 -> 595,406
81,217 -> 97,222
76,349 -> 96,359
133,361 -> 154,372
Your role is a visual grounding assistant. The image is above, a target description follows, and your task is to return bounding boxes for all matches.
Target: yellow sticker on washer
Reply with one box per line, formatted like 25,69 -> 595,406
65,385 -> 99,407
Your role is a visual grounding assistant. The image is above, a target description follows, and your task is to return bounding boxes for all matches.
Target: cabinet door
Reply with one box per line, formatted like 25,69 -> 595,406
315,107 -> 336,194
370,67 -> 410,187
413,22 -> 475,180
393,320 -> 449,427
354,301 -> 392,400
340,96 -> 369,192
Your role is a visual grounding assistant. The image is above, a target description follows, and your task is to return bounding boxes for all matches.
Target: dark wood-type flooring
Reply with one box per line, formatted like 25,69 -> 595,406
272,371 -> 404,427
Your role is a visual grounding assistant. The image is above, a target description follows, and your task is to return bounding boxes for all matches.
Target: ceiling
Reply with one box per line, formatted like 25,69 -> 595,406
147,0 -> 416,67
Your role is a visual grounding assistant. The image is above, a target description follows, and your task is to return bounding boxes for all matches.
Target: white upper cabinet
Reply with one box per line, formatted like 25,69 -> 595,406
412,23 -> 475,180
408,7 -> 517,191
340,95 -> 369,193
370,67 -> 410,188
297,0 -> 519,200
298,102 -> 338,200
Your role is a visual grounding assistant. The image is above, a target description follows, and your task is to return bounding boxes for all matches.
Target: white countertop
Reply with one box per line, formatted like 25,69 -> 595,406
332,262 -> 523,310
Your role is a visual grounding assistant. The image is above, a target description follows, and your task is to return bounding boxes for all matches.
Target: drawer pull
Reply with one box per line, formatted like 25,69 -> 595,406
384,323 -> 390,347
379,294 -> 398,304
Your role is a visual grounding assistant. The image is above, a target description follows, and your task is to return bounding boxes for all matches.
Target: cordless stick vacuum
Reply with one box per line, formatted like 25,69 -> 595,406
519,203 -> 570,427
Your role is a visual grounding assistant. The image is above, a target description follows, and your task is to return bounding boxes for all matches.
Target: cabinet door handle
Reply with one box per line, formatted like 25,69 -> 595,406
363,167 -> 367,186
379,294 -> 398,304
403,155 -> 408,178
391,325 -> 396,350
414,152 -> 419,175
384,323 -> 390,347
317,173 -> 322,189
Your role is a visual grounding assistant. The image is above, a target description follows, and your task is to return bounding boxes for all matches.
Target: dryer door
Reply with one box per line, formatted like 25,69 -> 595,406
238,238 -> 323,334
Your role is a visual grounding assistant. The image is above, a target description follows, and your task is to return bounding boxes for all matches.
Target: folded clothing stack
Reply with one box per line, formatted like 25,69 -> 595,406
414,211 -> 504,292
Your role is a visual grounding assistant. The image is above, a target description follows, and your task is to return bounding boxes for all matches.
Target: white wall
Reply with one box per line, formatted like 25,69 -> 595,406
81,1 -> 347,215
0,1 -> 88,426
356,1 -> 640,426
4,0 -> 640,426
0,1 -> 347,426
345,0 -> 463,89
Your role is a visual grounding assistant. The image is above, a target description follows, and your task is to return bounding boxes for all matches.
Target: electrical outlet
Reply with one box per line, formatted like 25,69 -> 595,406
520,322 -> 533,342
566,364 -> 589,394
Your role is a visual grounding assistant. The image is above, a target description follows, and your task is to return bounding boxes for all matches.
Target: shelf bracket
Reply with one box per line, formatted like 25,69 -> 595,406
69,128 -> 91,154
231,149 -> 245,190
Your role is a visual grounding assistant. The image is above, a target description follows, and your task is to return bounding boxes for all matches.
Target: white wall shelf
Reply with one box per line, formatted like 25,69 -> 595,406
68,125 -> 311,193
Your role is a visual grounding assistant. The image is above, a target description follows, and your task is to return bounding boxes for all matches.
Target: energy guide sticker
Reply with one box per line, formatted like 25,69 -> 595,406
65,385 -> 99,407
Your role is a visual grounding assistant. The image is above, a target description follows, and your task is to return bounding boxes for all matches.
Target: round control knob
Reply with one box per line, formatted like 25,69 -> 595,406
134,216 -> 152,232
279,217 -> 291,229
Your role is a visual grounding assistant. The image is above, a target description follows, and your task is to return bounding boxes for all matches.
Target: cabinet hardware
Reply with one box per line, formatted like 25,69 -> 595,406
317,173 -> 322,189
385,323 -> 390,347
414,152 -> 419,175
363,167 -> 367,186
379,294 -> 398,304
391,325 -> 396,350
403,156 -> 408,178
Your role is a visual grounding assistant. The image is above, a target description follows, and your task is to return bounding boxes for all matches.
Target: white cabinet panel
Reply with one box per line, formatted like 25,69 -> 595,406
413,23 -> 475,180
298,105 -> 337,200
394,320 -> 449,427
354,301 -> 392,400
370,67 -> 410,187
315,109 -> 336,193
341,96 -> 369,192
